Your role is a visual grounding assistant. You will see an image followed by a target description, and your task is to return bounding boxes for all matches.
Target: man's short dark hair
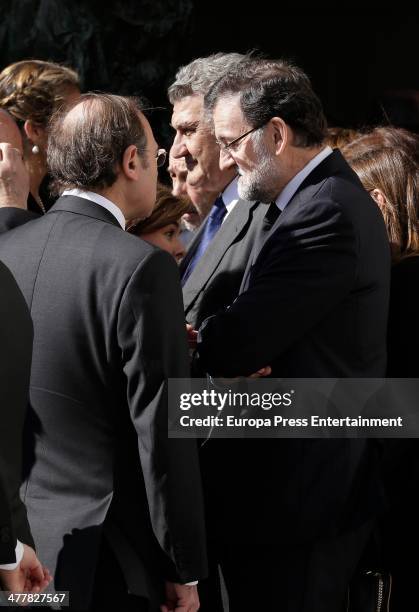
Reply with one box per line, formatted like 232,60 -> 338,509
48,93 -> 147,191
204,57 -> 327,147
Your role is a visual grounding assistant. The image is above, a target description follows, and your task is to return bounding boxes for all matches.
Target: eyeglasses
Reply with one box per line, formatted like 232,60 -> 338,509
156,148 -> 167,167
216,124 -> 265,153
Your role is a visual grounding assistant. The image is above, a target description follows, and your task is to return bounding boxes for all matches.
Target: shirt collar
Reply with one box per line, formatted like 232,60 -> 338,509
62,189 -> 126,229
221,175 -> 240,219
275,146 -> 333,212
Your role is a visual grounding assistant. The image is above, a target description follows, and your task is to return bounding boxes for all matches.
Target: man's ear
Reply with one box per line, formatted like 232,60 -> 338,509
121,145 -> 139,180
270,117 -> 288,155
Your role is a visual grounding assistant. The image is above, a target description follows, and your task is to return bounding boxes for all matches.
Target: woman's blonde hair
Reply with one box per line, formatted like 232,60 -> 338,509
0,59 -> 79,127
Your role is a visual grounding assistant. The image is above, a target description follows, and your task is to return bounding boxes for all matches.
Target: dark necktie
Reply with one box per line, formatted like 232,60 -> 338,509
241,202 -> 281,293
182,195 -> 227,285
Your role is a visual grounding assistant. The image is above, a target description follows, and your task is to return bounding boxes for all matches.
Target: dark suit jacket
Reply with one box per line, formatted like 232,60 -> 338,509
197,150 -> 391,542
387,256 -> 419,376
180,195 -> 266,329
0,260 -> 34,563
0,207 -> 39,232
0,195 -> 207,608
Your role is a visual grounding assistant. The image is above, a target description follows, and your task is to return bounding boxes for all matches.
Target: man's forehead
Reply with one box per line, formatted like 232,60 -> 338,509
171,94 -> 204,125
137,110 -> 157,149
213,95 -> 246,136
213,95 -> 243,123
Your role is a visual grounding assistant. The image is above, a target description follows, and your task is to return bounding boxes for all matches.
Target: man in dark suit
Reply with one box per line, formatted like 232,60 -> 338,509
0,110 -> 39,230
168,55 -> 269,611
0,93 -> 206,611
193,58 -> 391,611
169,53 -> 266,330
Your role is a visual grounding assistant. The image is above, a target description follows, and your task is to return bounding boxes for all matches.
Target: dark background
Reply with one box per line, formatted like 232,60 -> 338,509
1,1 -> 419,148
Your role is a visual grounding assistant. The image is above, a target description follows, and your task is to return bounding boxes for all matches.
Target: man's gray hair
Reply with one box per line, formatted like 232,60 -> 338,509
168,52 -> 245,103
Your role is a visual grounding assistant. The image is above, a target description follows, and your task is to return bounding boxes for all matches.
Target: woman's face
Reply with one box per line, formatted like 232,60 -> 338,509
141,222 -> 186,262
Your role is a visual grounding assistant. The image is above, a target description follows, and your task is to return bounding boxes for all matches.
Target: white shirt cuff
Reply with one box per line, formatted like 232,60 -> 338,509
185,581 -> 198,586
0,540 -> 24,570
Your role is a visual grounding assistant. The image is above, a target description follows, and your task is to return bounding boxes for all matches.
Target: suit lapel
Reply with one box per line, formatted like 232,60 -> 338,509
183,200 -> 256,312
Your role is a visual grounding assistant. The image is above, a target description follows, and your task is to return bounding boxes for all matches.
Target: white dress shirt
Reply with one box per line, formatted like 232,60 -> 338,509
221,175 -> 240,221
275,146 -> 333,211
62,189 -> 126,229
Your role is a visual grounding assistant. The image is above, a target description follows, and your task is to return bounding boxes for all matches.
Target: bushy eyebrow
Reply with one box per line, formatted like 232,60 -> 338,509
170,120 -> 200,132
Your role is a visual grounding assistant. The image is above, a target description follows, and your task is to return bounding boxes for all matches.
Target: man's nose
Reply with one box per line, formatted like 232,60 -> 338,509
170,137 -> 189,160
219,148 -> 235,171
174,239 -> 186,262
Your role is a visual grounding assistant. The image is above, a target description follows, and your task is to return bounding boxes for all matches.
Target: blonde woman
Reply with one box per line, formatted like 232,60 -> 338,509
0,60 -> 80,214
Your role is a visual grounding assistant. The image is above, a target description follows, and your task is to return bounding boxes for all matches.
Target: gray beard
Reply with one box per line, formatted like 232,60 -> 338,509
236,139 -> 280,203
237,163 -> 279,203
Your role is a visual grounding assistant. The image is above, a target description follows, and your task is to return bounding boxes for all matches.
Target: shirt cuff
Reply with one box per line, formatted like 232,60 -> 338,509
185,581 -> 198,586
0,540 -> 24,570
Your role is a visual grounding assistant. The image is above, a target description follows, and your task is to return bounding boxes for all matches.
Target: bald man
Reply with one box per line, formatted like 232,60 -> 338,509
0,94 -> 206,611
0,109 -> 39,231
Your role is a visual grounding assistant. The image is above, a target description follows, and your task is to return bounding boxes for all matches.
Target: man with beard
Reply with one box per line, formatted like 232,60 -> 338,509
193,57 -> 391,611
169,53 -> 266,329
169,54 -> 269,611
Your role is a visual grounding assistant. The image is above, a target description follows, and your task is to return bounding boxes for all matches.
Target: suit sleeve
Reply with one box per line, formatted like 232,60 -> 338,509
117,249 -> 207,582
197,196 -> 358,377
0,261 -> 34,562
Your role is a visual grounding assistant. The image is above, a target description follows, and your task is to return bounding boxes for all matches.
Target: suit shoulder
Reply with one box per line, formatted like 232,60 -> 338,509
101,226 -> 176,269
97,227 -> 179,284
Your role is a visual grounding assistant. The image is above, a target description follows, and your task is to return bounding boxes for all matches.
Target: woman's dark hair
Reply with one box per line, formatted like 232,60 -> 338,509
127,183 -> 190,235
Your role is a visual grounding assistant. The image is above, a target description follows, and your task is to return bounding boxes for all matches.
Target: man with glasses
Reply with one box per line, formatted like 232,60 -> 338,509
0,93 -> 207,612
168,53 -> 266,329
193,57 -> 391,611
